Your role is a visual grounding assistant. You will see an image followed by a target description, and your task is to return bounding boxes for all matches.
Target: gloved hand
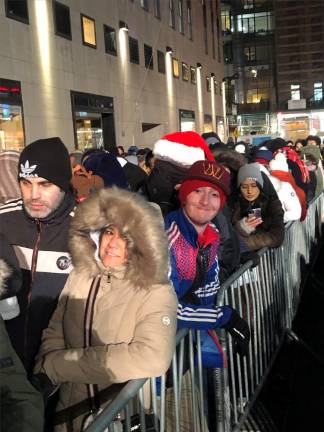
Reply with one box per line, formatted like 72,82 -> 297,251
240,251 -> 260,268
222,308 -> 250,356
30,373 -> 59,400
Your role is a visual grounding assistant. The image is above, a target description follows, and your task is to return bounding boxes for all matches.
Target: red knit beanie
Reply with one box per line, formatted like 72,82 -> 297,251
179,179 -> 227,209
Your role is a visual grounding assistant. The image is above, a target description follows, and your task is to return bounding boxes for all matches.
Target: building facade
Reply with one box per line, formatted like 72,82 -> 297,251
221,0 -> 324,141
0,0 -> 225,152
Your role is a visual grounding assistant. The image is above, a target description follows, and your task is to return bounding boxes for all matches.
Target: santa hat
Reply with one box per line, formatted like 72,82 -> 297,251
153,131 -> 214,168
269,153 -> 288,172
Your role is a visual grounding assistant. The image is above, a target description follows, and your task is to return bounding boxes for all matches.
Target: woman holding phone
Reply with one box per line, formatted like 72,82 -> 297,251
231,163 -> 285,251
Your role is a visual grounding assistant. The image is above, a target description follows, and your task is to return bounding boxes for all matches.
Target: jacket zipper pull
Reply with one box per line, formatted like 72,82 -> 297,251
107,271 -> 111,283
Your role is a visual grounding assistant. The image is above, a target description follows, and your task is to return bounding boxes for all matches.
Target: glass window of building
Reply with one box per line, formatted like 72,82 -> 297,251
221,10 -> 231,34
140,0 -> 148,10
206,76 -> 211,92
243,0 -> 254,9
53,1 -> 72,39
172,58 -> 180,78
81,14 -> 96,48
157,50 -> 165,73
154,0 -> 161,19
182,63 -> 189,81
0,79 -> 25,151
187,0 -> 193,40
103,25 -> 117,56
5,0 -> 29,24
202,0 -> 208,54
190,66 -> 196,84
291,84 -> 300,101
314,82 -> 323,101
129,37 -> 140,64
237,12 -> 273,34
179,109 -> 196,131
144,44 -> 153,70
246,88 -> 269,103
210,1 -> 215,59
179,0 -> 184,34
244,46 -> 256,61
169,0 -> 175,29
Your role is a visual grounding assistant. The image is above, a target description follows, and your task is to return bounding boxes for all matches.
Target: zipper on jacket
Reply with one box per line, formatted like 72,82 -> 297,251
107,270 -> 111,283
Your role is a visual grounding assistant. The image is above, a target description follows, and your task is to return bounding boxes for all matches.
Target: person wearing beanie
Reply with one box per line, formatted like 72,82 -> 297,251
269,153 -> 307,220
0,137 -> 75,374
165,160 -> 250,350
232,162 -> 284,251
254,149 -> 273,167
145,131 -> 215,215
83,150 -> 129,189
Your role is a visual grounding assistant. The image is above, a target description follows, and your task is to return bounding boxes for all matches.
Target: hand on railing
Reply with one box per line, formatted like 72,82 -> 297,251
221,308 -> 250,356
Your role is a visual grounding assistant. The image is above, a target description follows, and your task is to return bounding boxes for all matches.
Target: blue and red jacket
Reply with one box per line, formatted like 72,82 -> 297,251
165,208 -> 232,330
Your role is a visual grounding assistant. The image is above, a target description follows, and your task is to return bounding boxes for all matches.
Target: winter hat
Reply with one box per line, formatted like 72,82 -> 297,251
18,137 -> 72,191
269,153 -> 289,172
179,160 -> 231,207
237,163 -> 264,188
299,145 -> 322,164
127,145 -> 139,155
201,131 -> 222,147
83,151 -> 128,189
255,149 -> 273,165
153,131 -> 214,168
235,143 -> 247,154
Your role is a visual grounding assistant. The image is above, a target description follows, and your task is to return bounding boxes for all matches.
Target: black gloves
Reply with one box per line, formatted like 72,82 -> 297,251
222,308 -> 250,356
240,251 -> 260,268
30,373 -> 59,400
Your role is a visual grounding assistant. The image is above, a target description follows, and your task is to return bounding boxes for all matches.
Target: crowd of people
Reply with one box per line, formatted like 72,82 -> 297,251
0,130 -> 323,431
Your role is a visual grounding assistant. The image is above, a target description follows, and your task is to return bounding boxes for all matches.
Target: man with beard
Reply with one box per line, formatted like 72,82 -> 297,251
0,137 -> 75,374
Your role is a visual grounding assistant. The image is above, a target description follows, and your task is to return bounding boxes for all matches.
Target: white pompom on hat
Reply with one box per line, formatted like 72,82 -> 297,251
153,131 -> 214,168
269,153 -> 289,172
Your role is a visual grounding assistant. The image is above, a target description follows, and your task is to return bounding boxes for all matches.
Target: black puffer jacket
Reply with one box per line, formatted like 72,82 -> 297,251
0,193 -> 75,373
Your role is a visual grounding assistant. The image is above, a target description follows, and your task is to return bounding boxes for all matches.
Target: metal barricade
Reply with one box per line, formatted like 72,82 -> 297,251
214,193 -> 324,431
84,194 -> 323,432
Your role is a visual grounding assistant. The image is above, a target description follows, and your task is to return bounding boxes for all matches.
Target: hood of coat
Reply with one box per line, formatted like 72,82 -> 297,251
69,187 -> 170,289
0,260 -> 12,298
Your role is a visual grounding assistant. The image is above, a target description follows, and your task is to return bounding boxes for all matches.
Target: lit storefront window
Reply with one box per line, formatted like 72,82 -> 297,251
0,79 -> 24,151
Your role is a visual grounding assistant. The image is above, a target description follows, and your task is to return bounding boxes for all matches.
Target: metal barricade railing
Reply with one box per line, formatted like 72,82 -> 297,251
84,194 -> 324,432
214,193 -> 324,431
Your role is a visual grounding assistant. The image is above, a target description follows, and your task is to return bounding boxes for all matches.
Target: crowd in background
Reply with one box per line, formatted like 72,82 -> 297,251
0,130 -> 323,432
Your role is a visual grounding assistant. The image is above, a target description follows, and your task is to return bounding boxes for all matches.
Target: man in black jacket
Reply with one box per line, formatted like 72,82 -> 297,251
0,137 -> 75,374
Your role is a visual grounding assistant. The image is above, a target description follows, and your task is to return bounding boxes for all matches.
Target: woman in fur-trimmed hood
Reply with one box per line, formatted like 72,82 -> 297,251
34,187 -> 178,431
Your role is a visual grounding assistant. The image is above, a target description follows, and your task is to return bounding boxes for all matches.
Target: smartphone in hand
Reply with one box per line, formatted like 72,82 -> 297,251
248,208 -> 262,219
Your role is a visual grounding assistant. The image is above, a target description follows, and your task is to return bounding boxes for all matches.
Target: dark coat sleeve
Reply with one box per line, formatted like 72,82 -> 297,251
0,317 -> 44,432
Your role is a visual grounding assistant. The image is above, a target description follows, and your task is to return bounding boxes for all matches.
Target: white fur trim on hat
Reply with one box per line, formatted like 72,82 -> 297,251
269,153 -> 288,172
153,139 -> 205,167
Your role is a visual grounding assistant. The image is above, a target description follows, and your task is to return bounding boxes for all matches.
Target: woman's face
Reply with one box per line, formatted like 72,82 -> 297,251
99,226 -> 127,268
240,179 -> 261,202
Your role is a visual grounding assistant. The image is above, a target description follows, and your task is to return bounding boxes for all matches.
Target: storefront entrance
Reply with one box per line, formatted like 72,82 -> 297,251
0,78 -> 25,151
71,91 -> 116,151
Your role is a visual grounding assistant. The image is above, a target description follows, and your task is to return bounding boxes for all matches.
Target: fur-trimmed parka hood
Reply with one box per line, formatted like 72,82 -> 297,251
0,259 -> 12,298
69,187 -> 170,289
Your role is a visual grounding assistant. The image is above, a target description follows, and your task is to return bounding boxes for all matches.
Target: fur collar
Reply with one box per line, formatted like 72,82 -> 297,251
0,260 -> 11,297
69,187 -> 170,289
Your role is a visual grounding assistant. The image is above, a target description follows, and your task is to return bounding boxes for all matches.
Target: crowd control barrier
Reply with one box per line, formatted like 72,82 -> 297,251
85,194 -> 324,432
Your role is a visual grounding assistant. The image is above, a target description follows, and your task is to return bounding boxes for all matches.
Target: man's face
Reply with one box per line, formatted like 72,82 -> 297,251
183,186 -> 221,232
20,177 -> 65,219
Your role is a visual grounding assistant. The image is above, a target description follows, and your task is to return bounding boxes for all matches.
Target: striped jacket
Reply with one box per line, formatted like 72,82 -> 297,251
165,208 -> 232,330
0,193 -> 75,373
